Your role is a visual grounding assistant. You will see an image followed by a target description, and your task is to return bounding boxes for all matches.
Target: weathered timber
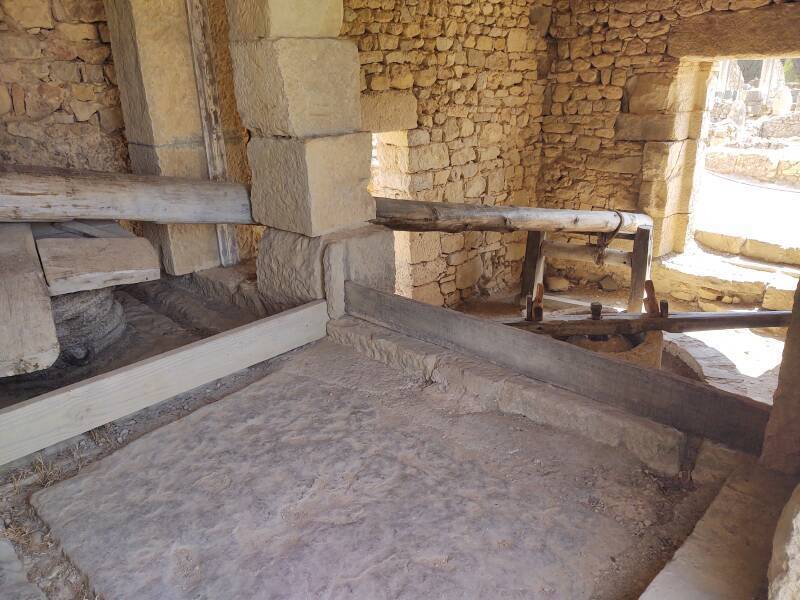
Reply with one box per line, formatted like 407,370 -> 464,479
0,300 -> 329,466
373,197 -> 653,234
0,224 -> 60,377
628,226 -> 653,313
541,240 -> 632,266
36,237 -> 161,296
345,281 -> 770,454
0,166 -> 254,224
185,0 -> 240,266
508,310 -> 793,337
520,231 -> 547,298
53,220 -> 134,239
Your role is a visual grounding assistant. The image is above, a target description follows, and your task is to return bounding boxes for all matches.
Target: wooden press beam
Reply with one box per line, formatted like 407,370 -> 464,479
0,166 -> 254,224
373,197 -> 653,235
0,300 -> 329,466
185,0 -> 240,267
344,282 -> 770,455
508,310 -> 793,337
520,231 -> 547,298
628,226 -> 653,313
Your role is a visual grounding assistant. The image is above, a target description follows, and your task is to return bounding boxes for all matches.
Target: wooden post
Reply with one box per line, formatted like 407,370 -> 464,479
628,225 -> 653,313
185,0 -> 240,267
520,231 -> 547,300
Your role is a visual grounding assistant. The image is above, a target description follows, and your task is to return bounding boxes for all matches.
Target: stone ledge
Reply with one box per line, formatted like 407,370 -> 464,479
327,316 -> 686,475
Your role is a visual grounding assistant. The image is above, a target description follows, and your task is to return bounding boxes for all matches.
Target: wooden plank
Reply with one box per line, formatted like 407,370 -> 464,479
508,310 -> 793,337
628,225 -> 653,313
0,300 -> 329,466
345,282 -> 770,454
520,231 -> 546,299
54,220 -> 134,238
37,237 -> 161,296
0,224 -> 60,377
0,166 -> 254,224
373,196 -> 653,235
184,0 -> 240,267
540,240 -> 632,266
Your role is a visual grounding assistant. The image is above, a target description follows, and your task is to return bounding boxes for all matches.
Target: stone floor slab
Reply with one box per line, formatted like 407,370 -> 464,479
32,341 -> 710,599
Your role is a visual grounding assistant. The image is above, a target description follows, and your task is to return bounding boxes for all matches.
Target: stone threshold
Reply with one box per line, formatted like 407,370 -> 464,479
641,464 -> 795,599
328,317 -> 749,481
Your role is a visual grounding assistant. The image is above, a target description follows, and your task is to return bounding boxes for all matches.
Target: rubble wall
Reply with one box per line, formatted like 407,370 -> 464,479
342,0 -> 551,306
0,0 -> 129,171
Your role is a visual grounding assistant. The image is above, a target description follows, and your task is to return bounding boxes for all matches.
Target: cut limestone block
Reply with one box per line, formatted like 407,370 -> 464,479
248,133 -> 374,236
256,225 -> 395,316
360,91 -> 418,133
225,0 -> 343,41
615,111 -> 703,142
230,38 -> 361,138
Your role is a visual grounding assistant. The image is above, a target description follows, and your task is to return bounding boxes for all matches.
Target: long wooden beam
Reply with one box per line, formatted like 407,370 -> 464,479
0,300 -> 328,466
508,310 -> 793,337
0,166 -> 254,224
541,240 -> 632,266
373,196 -> 653,234
345,282 -> 770,455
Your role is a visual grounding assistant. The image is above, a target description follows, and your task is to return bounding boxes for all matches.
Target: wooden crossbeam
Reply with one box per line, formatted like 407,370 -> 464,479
0,300 -> 328,466
344,282 -> 770,455
0,166 -> 254,224
508,310 -> 793,337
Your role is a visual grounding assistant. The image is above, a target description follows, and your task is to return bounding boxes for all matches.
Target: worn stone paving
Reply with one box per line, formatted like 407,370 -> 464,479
0,525 -> 44,600
32,340 -> 707,599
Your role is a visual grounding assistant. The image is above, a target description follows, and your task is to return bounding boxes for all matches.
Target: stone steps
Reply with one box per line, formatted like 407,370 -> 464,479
641,464 -> 795,600
327,316 -> 748,480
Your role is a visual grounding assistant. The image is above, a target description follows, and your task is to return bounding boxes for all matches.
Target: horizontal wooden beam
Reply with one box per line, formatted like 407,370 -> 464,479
0,166 -> 254,224
373,196 -> 653,234
345,282 -> 770,455
541,240 -> 632,266
0,300 -> 328,466
508,310 -> 793,337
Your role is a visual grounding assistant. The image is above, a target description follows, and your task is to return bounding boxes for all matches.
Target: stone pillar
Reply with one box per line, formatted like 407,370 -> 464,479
616,61 -> 711,257
225,0 -> 387,315
761,282 -> 800,475
104,0 -> 222,275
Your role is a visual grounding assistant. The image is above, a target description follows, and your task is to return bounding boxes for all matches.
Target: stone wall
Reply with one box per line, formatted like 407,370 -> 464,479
341,0 -> 552,306
538,1 -> 797,265
0,0 -> 128,171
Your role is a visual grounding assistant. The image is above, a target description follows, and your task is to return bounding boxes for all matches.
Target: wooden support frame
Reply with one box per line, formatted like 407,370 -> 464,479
345,282 -> 770,454
520,231 -> 547,299
628,225 -> 653,313
185,0 -> 240,267
0,301 -> 328,466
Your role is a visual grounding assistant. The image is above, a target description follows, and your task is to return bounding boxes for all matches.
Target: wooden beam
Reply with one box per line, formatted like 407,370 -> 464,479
0,166 -> 254,224
344,282 -> 770,455
628,225 -> 653,313
0,300 -> 329,466
520,231 -> 546,299
508,310 -> 793,337
373,197 -> 653,234
541,240 -> 632,266
0,224 -> 60,377
36,237 -> 161,296
185,0 -> 240,267
54,220 -> 134,239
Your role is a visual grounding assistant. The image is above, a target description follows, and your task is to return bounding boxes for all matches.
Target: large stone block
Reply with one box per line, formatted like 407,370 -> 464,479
230,38 -> 361,137
105,0 -> 203,146
376,142 -> 450,173
668,4 -> 800,60
248,133 -> 375,237
615,111 -> 703,142
642,140 -> 697,181
257,225 -> 396,317
360,91 -> 418,133
627,65 -> 710,115
225,0 -> 343,42
639,174 -> 694,217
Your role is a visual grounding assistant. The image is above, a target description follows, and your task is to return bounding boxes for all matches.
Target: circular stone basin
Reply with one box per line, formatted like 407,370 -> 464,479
566,331 -> 664,369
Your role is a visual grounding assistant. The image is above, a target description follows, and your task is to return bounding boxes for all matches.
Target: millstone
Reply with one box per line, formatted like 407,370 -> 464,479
51,289 -> 126,365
